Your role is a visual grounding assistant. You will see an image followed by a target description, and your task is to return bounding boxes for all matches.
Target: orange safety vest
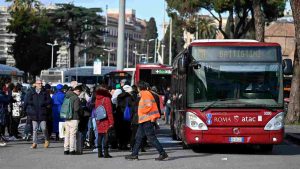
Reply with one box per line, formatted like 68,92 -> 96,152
138,90 -> 161,123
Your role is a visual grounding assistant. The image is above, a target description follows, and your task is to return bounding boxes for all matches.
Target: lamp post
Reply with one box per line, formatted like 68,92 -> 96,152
47,40 -> 58,68
103,48 -> 115,66
146,39 -> 155,63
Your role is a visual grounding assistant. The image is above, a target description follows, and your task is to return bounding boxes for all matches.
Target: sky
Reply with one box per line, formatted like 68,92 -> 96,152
0,0 -> 169,39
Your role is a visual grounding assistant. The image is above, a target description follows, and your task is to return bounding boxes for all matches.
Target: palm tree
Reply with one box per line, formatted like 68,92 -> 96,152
5,0 -> 40,12
197,17 -> 218,39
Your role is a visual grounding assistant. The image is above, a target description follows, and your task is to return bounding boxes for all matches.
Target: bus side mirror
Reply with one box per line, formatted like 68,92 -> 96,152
283,59 -> 293,75
178,57 -> 186,74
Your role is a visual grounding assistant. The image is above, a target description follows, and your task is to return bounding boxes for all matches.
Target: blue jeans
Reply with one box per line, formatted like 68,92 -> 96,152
132,121 -> 165,156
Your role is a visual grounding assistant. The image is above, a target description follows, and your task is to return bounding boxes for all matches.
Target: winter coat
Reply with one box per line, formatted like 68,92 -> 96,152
23,88 -> 51,121
64,91 -> 81,120
0,91 -> 9,125
95,89 -> 114,133
130,91 -> 140,125
117,92 -> 135,122
51,90 -> 65,133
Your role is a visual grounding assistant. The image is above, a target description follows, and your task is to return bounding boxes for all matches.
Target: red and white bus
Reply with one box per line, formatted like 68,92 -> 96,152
171,39 -> 292,152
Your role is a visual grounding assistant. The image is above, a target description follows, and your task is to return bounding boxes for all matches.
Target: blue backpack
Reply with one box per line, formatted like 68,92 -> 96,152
123,98 -> 131,121
95,98 -> 107,121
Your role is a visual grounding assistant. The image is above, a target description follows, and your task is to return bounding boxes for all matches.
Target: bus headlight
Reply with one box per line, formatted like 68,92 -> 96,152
264,112 -> 284,131
186,112 -> 208,131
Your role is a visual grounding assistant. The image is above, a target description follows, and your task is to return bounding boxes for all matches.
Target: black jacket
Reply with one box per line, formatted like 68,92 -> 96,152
24,88 -> 51,121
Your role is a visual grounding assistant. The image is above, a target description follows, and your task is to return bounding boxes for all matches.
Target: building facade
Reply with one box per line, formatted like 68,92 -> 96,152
0,6 -> 15,66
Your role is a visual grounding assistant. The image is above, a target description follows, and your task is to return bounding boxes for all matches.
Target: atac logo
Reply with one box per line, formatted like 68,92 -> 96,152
234,115 -> 239,122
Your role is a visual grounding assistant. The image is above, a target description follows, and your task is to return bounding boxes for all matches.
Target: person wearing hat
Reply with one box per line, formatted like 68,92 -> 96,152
115,85 -> 135,150
51,84 -> 65,141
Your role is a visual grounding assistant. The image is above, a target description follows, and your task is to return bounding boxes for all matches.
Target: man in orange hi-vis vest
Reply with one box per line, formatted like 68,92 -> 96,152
125,81 -> 168,161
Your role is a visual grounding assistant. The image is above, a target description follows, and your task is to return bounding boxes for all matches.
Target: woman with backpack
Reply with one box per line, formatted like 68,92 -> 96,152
95,84 -> 114,158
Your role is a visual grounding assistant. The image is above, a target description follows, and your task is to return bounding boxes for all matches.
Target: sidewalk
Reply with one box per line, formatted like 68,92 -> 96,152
285,125 -> 300,143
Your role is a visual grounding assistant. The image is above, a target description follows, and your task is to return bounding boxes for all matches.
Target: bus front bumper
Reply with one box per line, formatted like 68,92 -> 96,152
183,126 -> 284,145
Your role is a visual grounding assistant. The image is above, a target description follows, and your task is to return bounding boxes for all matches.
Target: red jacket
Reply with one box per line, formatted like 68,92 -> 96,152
95,89 -> 114,133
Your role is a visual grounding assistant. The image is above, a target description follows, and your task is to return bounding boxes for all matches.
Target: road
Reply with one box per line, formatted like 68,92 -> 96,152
1,123 -> 300,169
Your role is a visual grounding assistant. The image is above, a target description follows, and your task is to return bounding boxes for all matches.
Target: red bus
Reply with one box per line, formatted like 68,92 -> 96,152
171,39 -> 292,152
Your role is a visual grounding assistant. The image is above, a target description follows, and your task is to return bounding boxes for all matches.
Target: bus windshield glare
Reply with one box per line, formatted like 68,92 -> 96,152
187,46 -> 283,108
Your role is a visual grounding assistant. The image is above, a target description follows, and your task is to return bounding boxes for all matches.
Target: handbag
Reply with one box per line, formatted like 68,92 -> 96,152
123,98 -> 131,121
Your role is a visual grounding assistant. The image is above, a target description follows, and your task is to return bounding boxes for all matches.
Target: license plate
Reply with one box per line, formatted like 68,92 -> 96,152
229,137 -> 244,143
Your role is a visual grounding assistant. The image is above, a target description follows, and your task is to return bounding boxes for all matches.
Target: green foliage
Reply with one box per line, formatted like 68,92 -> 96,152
166,0 -> 286,39
48,4 -> 104,67
7,2 -> 54,76
163,16 -> 184,65
145,17 -> 158,61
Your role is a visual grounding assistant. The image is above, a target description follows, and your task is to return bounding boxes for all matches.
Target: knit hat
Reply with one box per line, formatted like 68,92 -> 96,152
56,84 -> 63,91
123,85 -> 133,93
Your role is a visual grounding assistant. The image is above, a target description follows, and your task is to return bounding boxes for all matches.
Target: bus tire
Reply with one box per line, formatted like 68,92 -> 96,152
260,145 -> 273,153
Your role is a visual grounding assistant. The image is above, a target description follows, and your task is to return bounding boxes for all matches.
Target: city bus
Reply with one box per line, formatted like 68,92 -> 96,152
170,39 -> 292,152
40,66 -> 117,84
135,63 -> 172,95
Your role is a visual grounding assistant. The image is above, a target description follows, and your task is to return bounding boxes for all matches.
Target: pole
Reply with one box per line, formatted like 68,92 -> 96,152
104,5 -> 108,44
126,37 -> 129,68
169,18 -> 172,65
154,38 -> 157,63
146,41 -> 149,63
162,44 -> 165,64
117,0 -> 125,70
51,45 -> 54,68
108,52 -> 110,66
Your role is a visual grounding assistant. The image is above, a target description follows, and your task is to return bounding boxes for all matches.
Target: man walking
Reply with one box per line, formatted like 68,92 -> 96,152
24,79 -> 51,149
63,85 -> 82,155
125,81 -> 168,161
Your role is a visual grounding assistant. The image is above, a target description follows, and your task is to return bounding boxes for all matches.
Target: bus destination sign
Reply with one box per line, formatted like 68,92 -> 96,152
192,46 -> 278,62
151,69 -> 172,75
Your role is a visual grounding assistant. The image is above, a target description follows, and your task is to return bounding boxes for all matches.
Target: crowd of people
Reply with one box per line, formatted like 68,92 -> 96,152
0,78 -> 171,161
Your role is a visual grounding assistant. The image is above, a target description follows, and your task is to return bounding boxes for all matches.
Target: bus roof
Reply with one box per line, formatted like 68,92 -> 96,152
136,63 -> 172,69
191,39 -> 280,47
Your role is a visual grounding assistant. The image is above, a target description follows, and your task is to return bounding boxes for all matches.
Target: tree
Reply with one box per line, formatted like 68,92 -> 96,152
285,0 -> 300,123
252,0 -> 265,42
7,0 -> 54,77
145,17 -> 158,62
166,0 -> 285,39
48,4 -> 103,67
196,17 -> 218,39
163,15 -> 184,64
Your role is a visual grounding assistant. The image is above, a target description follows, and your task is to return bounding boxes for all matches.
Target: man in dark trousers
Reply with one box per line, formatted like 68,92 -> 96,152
125,81 -> 168,161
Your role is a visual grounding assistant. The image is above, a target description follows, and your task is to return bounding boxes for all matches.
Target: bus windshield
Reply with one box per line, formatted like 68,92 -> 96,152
187,62 -> 283,108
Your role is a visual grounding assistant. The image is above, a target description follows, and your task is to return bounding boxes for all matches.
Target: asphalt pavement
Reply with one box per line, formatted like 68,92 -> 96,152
1,123 -> 300,169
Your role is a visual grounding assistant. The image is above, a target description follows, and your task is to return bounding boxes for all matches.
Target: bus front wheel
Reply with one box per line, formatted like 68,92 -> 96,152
260,145 -> 273,153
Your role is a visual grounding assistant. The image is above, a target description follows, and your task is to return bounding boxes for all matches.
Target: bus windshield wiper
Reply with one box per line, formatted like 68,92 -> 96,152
201,99 -> 238,112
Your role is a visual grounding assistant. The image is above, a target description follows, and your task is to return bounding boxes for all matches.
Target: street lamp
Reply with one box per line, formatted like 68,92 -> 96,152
141,39 -> 155,62
47,40 -> 58,68
103,48 -> 115,66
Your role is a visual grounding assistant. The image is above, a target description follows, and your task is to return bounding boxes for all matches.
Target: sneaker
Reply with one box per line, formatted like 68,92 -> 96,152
44,140 -> 50,148
155,153 -> 168,161
64,151 -> 70,155
125,154 -> 139,160
31,143 -> 37,149
9,136 -> 17,141
92,148 -> 98,153
1,136 -> 8,142
0,141 -> 7,147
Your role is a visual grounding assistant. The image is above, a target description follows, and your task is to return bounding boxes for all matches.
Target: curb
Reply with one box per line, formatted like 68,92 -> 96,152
285,133 -> 300,144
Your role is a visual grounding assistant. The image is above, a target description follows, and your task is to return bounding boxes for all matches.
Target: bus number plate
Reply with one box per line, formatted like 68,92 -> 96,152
229,137 -> 244,143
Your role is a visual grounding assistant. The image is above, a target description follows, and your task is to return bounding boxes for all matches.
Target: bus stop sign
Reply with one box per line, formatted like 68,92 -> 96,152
93,59 -> 102,75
